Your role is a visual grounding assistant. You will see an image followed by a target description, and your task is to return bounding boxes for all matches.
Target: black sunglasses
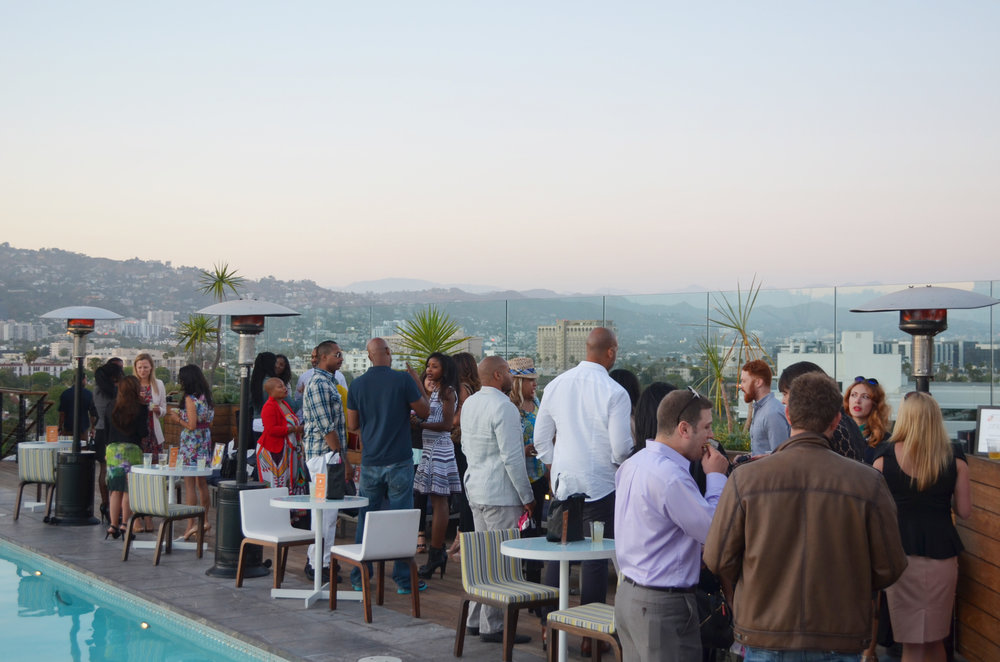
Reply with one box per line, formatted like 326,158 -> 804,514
676,386 -> 703,427
854,376 -> 879,386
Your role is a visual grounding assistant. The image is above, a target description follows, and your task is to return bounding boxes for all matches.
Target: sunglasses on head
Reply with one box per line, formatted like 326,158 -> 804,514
854,376 -> 878,386
676,386 -> 703,427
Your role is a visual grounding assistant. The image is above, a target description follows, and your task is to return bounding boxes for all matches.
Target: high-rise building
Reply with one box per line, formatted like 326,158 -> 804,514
536,320 -> 613,374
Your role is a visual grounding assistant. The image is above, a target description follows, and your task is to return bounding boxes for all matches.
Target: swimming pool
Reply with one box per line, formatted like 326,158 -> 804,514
0,539 -> 289,661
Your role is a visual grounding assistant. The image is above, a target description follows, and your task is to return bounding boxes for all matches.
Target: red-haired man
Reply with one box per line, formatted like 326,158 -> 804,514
739,359 -> 789,456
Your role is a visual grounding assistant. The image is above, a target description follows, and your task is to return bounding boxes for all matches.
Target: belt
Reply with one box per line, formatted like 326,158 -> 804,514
623,576 -> 694,593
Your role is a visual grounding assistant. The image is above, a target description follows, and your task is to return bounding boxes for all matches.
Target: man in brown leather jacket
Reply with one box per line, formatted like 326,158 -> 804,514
704,372 -> 906,662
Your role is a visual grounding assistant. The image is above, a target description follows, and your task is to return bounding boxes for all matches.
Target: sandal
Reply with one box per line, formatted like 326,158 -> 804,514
416,533 -> 427,553
132,523 -> 146,533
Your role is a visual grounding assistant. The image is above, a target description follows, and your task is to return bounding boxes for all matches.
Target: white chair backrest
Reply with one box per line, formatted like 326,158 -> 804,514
240,487 -> 293,533
359,509 -> 421,558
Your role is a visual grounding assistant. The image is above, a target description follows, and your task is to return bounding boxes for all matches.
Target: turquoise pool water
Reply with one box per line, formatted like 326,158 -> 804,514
0,539 -> 286,661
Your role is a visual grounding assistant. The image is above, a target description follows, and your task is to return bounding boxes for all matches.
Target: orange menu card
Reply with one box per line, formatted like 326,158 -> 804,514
313,473 -> 327,500
168,447 -> 179,468
46,426 -> 59,442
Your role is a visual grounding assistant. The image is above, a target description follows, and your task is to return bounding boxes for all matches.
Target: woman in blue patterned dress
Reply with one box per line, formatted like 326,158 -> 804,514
167,365 -> 215,540
413,352 -> 460,579
508,357 -> 548,582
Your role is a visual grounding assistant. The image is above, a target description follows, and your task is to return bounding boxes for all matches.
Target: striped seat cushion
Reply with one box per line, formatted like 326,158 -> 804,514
166,504 -> 205,517
548,602 -> 616,634
18,447 -> 57,483
467,579 -> 559,604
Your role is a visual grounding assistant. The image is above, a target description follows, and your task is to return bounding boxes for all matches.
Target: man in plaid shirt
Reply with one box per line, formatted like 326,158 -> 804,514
301,340 -> 347,581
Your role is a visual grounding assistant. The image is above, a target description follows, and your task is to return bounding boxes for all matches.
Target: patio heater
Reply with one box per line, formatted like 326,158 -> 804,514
40,305 -> 122,525
851,285 -> 1000,393
196,298 -> 299,578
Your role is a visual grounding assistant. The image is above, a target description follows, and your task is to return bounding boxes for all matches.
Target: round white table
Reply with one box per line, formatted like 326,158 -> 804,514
269,494 -> 369,607
131,464 -> 214,552
501,537 -> 616,662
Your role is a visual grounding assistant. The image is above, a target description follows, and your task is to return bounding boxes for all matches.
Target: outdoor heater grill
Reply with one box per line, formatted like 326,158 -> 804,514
196,298 -> 299,578
851,285 -> 1000,393
40,305 -> 122,525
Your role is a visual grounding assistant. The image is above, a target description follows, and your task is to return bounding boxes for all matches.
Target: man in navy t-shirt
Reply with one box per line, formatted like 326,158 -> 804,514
59,376 -> 98,438
345,337 -> 429,593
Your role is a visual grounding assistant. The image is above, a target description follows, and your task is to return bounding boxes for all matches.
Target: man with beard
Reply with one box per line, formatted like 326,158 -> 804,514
739,359 -> 789,456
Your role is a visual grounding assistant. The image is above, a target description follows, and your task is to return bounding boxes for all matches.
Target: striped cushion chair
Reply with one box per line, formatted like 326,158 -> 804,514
454,528 -> 559,662
546,602 -> 621,662
14,446 -> 58,522
123,471 -> 205,566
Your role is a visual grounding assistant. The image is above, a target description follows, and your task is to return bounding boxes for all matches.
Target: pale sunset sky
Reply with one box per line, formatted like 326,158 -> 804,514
2,2 -> 997,294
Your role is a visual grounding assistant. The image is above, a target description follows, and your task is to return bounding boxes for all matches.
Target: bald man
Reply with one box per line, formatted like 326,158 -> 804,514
460,356 -> 535,644
345,337 -> 430,594
534,328 -> 632,643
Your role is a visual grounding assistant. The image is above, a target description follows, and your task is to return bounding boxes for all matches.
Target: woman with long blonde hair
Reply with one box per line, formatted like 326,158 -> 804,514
133,352 -> 166,532
873,392 -> 971,662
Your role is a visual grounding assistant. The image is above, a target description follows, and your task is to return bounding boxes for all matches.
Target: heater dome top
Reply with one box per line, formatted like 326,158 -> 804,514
850,285 -> 1000,313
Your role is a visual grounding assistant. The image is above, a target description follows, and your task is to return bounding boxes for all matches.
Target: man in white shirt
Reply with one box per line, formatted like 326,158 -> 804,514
461,355 -> 536,645
533,327 -> 632,651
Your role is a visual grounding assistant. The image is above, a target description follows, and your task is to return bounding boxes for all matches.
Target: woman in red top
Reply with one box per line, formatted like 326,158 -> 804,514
258,377 -> 305,491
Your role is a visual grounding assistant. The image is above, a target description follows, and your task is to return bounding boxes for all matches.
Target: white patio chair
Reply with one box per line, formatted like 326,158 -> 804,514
236,487 -> 313,589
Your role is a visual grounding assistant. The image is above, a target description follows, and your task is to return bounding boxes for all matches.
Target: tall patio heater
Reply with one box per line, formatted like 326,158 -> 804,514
40,305 -> 122,525
196,298 -> 299,578
851,285 -> 1000,393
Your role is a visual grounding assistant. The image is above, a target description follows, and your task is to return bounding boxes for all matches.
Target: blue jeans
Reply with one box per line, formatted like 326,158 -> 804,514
349,459 -> 415,590
744,648 -> 860,662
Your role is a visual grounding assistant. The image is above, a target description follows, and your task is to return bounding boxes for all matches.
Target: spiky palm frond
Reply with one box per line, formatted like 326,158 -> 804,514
198,262 -> 244,384
397,306 -> 470,367
176,315 -> 218,367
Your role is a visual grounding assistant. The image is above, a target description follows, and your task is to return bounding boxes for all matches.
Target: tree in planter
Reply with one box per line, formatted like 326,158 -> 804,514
397,306 -> 470,367
176,314 -> 218,368
198,262 -> 245,385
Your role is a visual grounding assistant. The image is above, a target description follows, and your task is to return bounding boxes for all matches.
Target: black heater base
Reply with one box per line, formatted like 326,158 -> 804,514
206,480 -> 270,579
50,451 -> 99,526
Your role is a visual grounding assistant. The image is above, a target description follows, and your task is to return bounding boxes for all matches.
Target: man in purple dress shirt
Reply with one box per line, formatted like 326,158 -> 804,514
614,387 -> 730,662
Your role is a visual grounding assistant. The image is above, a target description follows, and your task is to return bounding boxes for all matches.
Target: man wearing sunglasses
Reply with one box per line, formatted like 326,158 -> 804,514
614,387 -> 730,662
705,372 -> 905,662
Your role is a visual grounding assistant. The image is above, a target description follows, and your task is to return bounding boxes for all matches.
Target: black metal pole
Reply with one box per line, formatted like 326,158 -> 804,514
51,334 -> 97,526
207,333 -> 267,578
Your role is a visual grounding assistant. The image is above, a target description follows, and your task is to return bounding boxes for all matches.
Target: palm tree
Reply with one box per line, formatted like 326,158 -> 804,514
397,306 -> 470,367
199,262 -> 245,384
176,315 -> 218,367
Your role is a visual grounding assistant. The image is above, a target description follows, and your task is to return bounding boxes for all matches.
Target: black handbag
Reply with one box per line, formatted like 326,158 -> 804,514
545,482 -> 587,543
326,458 -> 346,500
696,569 -> 734,650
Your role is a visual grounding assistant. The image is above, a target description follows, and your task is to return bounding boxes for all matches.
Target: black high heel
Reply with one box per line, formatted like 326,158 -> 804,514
120,526 -> 135,542
418,546 -> 447,579
100,504 -> 111,526
105,526 -> 121,540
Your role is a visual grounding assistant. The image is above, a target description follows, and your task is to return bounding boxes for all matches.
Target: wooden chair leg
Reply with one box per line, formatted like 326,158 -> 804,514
276,545 -> 287,588
548,625 -> 559,662
376,561 -> 385,605
122,515 -> 138,561
165,518 -> 173,555
329,558 -> 340,611
14,481 -> 26,521
236,539 -> 250,587
454,598 -> 471,657
502,606 -> 518,662
196,513 -> 204,558
361,562 -> 373,623
408,559 -> 420,618
44,484 -> 55,520
153,520 -> 168,565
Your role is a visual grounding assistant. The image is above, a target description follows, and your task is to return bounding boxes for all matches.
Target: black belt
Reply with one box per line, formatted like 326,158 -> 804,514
623,576 -> 694,593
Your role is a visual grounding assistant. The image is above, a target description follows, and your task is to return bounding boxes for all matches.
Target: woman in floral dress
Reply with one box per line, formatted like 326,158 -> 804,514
167,365 -> 215,540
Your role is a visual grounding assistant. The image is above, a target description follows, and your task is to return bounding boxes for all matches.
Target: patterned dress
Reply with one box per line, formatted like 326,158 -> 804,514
413,388 -> 461,496
257,399 -> 308,495
178,395 -> 214,465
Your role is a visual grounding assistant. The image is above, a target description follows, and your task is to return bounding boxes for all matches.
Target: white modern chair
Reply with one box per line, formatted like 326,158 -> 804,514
236,487 -> 313,589
328,508 -> 421,623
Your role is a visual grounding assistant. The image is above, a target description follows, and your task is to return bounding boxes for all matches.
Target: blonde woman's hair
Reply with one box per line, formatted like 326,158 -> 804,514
891,392 -> 952,491
133,352 -> 161,398
509,376 -> 528,408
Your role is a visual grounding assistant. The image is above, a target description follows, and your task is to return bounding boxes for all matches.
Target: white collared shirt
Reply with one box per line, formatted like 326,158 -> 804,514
533,361 -> 633,501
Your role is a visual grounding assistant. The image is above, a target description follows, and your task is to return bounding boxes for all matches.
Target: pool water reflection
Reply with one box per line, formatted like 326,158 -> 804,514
1,540 -> 283,661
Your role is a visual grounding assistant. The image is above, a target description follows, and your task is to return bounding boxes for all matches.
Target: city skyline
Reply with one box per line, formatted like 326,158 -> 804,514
2,2 -> 998,293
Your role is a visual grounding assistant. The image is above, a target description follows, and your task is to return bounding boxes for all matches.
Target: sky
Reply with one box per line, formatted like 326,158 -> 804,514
2,2 -> 998,295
